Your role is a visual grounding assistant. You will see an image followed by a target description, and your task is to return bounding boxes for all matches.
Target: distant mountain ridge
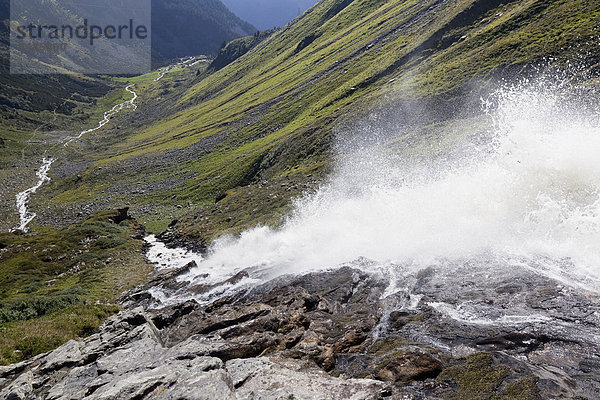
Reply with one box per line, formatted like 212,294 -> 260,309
2,0 -> 256,74
0,0 -> 256,116
151,0 -> 257,62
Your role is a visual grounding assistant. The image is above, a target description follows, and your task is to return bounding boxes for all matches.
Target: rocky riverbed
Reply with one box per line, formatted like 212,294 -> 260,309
1,254 -> 599,399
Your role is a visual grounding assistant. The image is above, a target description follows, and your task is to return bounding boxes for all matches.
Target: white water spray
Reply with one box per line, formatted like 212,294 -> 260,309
170,76 -> 600,295
145,234 -> 203,269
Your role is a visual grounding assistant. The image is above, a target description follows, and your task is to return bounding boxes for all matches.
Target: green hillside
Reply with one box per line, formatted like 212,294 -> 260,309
20,0 -> 600,240
1,0 -> 599,370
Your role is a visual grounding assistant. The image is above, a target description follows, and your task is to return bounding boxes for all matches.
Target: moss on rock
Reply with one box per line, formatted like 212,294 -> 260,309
437,352 -> 540,400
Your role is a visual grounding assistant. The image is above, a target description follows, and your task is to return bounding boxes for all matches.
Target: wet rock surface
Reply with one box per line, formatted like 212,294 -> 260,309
1,263 -> 599,399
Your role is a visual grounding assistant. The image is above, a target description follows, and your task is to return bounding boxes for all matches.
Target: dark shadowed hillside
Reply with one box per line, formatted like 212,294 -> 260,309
151,0 -> 257,62
209,29 -> 277,71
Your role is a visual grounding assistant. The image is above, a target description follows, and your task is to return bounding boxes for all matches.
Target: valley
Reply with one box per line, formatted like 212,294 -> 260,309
1,0 -> 600,398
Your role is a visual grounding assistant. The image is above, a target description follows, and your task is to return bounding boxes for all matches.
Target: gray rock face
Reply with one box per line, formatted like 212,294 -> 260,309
0,295 -> 388,400
0,370 -> 33,400
226,358 -> 384,400
1,263 -> 599,399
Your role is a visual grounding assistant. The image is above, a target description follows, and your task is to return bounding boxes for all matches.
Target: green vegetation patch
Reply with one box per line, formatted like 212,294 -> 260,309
437,352 -> 539,400
19,0 -> 600,244
0,305 -> 119,365
0,210 -> 153,364
368,337 -> 411,355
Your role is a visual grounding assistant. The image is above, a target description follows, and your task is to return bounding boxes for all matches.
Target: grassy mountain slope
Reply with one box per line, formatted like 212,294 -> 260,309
0,0 -> 252,230
209,29 -> 277,71
29,0 -> 600,241
0,0 -> 598,365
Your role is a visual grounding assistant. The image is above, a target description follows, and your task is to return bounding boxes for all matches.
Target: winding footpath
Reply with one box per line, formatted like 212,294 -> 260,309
11,84 -> 138,232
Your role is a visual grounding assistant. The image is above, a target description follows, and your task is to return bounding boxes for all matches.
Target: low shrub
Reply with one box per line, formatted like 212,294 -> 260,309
0,294 -> 86,323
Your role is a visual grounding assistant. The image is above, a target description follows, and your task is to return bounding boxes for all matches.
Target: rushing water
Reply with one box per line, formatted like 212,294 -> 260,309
10,85 -> 138,232
10,157 -> 55,233
145,234 -> 204,269
63,84 -> 138,147
154,57 -> 201,82
146,75 -> 600,307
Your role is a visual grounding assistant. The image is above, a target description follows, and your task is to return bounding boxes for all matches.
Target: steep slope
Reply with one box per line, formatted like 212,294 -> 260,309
32,0 -> 600,240
2,0 -> 254,71
151,0 -> 257,62
0,0 -> 255,229
0,0 -> 113,129
5,0 -> 153,75
209,29 -> 277,71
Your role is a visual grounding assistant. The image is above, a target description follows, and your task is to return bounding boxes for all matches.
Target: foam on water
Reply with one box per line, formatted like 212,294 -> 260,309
145,234 -> 204,270
178,78 -> 599,289
11,157 -> 55,233
149,75 -> 600,302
